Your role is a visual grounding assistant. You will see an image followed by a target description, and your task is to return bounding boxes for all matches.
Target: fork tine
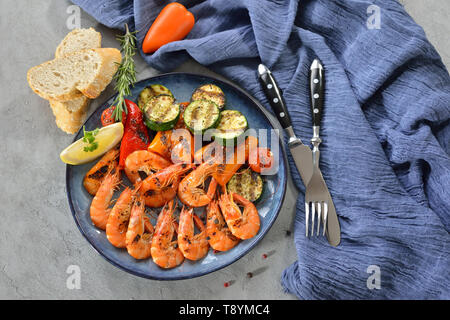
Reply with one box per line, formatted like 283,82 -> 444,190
305,202 -> 309,237
316,202 -> 321,236
323,202 -> 328,236
311,203 -> 315,237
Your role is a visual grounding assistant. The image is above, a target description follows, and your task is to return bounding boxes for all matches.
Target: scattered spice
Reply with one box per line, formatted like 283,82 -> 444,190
246,272 -> 253,278
224,281 -> 231,288
262,253 -> 268,259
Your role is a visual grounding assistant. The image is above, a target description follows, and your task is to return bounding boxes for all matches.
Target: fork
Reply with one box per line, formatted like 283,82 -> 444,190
305,59 -> 328,237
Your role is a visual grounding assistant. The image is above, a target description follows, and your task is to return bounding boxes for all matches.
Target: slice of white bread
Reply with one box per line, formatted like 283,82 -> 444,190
50,96 -> 90,134
27,48 -> 122,101
55,28 -> 101,58
49,28 -> 102,133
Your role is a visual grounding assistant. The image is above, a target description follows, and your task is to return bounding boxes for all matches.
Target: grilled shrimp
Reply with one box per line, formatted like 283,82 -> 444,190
206,200 -> 240,251
151,201 -> 184,269
126,194 -> 154,259
143,177 -> 181,208
178,207 -> 209,261
141,163 -> 195,191
218,191 -> 260,240
124,150 -> 172,184
83,148 -> 119,196
89,165 -> 121,230
106,186 -> 138,248
177,160 -> 219,207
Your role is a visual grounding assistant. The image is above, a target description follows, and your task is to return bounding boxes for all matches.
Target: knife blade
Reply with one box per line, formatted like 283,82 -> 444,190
257,64 -> 313,187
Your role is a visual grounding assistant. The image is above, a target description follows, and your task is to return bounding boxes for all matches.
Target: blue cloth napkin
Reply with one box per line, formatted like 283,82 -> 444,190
73,0 -> 450,299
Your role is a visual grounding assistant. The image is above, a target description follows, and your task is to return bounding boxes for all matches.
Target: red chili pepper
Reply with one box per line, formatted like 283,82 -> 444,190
142,3 -> 195,54
119,99 -> 150,168
101,105 -> 127,127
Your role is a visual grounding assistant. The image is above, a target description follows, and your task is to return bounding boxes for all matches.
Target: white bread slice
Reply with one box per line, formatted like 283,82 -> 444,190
49,28 -> 102,132
27,48 -> 122,101
55,28 -> 101,58
50,96 -> 90,134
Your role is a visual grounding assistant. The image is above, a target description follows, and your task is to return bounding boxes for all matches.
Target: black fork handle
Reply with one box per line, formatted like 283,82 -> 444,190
309,59 -> 324,127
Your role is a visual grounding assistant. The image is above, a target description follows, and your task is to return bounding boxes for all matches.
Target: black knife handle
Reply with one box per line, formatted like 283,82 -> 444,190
309,59 -> 324,126
258,65 -> 292,129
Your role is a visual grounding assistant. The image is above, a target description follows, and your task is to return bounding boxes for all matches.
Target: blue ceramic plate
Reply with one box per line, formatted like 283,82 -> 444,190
66,72 -> 288,280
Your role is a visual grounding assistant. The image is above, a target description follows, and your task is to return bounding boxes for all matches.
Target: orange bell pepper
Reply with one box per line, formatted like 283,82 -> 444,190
142,3 -> 195,54
171,129 -> 194,163
249,147 -> 274,173
148,102 -> 192,162
213,136 -> 259,186
193,142 -> 223,163
148,130 -> 172,160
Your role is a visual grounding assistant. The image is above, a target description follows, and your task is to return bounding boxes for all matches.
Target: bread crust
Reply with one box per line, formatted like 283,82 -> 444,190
50,96 -> 90,134
78,48 -> 122,99
55,27 -> 102,59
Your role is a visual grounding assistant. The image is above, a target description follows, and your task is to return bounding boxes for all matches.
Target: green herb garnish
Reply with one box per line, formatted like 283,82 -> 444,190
82,126 -> 100,152
112,23 -> 137,121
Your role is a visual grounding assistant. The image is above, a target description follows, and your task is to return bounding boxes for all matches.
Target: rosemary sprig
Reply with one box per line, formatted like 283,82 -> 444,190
112,23 -> 137,121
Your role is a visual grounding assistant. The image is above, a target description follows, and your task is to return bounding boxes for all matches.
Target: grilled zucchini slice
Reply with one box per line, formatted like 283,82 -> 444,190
144,94 -> 180,131
227,169 -> 264,202
183,99 -> 221,134
191,84 -> 226,109
138,84 -> 173,110
213,110 -> 248,146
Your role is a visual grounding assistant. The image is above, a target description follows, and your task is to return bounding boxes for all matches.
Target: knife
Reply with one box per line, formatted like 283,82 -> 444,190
257,64 -> 313,187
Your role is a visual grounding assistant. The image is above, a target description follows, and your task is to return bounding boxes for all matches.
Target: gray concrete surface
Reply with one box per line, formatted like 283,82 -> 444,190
0,0 -> 448,299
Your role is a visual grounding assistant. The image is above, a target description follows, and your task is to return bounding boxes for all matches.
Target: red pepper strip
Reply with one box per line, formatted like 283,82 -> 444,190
119,99 -> 150,168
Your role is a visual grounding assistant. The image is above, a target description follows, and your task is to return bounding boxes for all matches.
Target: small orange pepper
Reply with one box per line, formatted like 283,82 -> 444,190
142,3 -> 195,54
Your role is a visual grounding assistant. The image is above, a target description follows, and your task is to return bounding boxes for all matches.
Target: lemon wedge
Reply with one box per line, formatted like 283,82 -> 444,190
60,122 -> 124,165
